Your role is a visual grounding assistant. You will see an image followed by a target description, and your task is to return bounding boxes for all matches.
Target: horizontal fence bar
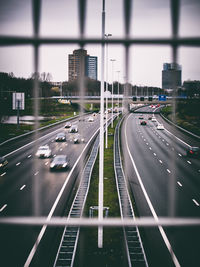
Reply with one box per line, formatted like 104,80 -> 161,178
0,36 -> 200,46
0,217 -> 200,227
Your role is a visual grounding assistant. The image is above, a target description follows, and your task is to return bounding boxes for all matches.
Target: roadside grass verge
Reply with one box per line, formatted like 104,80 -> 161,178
75,117 -> 126,267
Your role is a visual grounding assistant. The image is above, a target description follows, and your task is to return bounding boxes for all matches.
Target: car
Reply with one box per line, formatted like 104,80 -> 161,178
0,156 -> 8,171
139,115 -> 144,119
140,120 -> 147,126
152,117 -> 157,122
186,147 -> 200,157
69,125 -> 78,133
55,132 -> 66,141
73,134 -> 85,144
64,122 -> 72,128
157,124 -> 164,130
35,145 -> 52,158
88,116 -> 94,122
50,155 -> 69,171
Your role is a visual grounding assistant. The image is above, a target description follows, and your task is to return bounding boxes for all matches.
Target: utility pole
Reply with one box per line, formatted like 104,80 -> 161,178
110,59 -> 116,127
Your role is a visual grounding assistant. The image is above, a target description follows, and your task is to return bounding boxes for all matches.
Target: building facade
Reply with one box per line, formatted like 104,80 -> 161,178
162,63 -> 182,90
68,49 -> 97,81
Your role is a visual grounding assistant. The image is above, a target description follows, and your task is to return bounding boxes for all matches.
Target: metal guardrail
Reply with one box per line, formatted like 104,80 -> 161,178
54,134 -> 100,267
114,117 -> 149,267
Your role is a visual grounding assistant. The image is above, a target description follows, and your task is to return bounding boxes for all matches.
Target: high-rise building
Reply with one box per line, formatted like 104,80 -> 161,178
68,49 -> 98,81
162,63 -> 182,90
85,56 -> 98,80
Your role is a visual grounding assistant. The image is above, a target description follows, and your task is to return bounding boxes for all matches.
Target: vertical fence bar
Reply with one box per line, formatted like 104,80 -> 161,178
32,0 -> 41,217
98,0 -> 105,248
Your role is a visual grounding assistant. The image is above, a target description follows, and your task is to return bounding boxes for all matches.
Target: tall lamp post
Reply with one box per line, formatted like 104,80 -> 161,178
110,59 -> 116,127
116,70 -> 120,117
105,33 -> 112,149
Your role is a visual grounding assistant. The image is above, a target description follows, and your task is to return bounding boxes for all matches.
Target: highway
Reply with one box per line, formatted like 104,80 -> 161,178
0,113 -> 101,267
121,105 -> 200,267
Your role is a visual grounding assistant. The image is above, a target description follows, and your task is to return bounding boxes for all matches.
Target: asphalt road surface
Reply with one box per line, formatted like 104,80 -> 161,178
0,113 -> 101,267
121,106 -> 200,267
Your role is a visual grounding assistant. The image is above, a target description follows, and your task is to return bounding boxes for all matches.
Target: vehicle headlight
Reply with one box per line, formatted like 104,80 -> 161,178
50,163 -> 55,168
62,163 -> 68,167
0,163 -> 3,167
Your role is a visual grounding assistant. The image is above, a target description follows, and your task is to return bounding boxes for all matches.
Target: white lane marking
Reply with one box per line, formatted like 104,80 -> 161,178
162,139 -> 165,142
20,185 -> 26,191
34,171 -> 39,176
146,143 -> 149,145
159,160 -> 163,164
172,147 -> 175,151
192,199 -> 200,207
125,114 -> 181,267
153,153 -> 157,156
166,143 -> 169,146
60,148 -> 63,151
27,155 -> 32,158
178,153 -> 182,157
0,172 -> 6,177
53,154 -> 56,157
177,181 -> 182,187
24,124 -> 101,267
149,147 -> 152,150
167,169 -> 171,174
16,162 -> 21,166
45,162 -> 49,166
187,161 -> 192,165
0,204 -> 7,212
144,138 -> 146,141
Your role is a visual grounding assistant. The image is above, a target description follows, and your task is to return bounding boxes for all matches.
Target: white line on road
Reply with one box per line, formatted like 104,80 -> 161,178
34,171 -> 39,176
187,161 -> 192,165
177,181 -> 183,187
192,199 -> 200,207
27,155 -> 32,158
178,153 -> 182,157
167,169 -> 171,174
153,153 -> 157,156
60,148 -> 63,151
159,160 -> 163,164
20,185 -> 26,191
16,162 -> 21,166
0,204 -> 7,212
45,162 -> 49,166
166,143 -> 169,146
0,172 -> 6,177
149,147 -> 152,150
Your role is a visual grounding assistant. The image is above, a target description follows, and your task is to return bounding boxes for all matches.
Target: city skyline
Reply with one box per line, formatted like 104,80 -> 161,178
0,0 -> 200,86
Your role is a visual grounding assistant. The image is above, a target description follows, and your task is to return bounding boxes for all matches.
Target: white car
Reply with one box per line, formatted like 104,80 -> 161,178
88,116 -> 94,122
36,145 -> 52,158
157,124 -> 164,130
152,117 -> 157,122
69,125 -> 78,133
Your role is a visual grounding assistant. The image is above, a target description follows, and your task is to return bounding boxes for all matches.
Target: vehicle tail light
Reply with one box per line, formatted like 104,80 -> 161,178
190,150 -> 194,154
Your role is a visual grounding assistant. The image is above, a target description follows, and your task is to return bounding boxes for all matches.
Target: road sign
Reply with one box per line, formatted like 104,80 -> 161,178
12,92 -> 25,110
159,95 -> 166,101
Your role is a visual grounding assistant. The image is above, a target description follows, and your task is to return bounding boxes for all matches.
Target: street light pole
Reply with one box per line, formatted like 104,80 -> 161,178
110,59 -> 116,127
105,33 -> 112,149
98,0 -> 105,249
116,70 -> 120,117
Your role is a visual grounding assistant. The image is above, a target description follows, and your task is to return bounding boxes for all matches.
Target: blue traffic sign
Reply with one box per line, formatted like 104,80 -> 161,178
159,95 -> 166,101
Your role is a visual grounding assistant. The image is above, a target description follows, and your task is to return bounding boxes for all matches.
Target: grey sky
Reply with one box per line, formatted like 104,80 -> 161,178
0,0 -> 200,87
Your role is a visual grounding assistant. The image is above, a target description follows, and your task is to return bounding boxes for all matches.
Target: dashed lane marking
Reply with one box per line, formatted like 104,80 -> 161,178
16,162 -> 21,166
0,172 -> 6,177
34,171 -> 39,176
192,199 -> 200,207
45,162 -> 49,166
0,204 -> 7,212
177,181 -> 183,187
187,161 -> 192,165
159,160 -> 163,164
167,169 -> 171,174
27,155 -> 32,158
178,153 -> 182,157
20,185 -> 26,191
153,153 -> 156,156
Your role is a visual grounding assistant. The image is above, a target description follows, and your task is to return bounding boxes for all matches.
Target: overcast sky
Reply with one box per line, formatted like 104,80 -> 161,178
0,0 -> 200,87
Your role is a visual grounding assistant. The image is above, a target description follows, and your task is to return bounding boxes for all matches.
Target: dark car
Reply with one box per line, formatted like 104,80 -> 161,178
139,115 -> 144,119
186,147 -> 200,157
50,155 -> 69,171
140,120 -> 147,126
55,132 -> 66,141
0,156 -> 8,171
64,122 -> 72,128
